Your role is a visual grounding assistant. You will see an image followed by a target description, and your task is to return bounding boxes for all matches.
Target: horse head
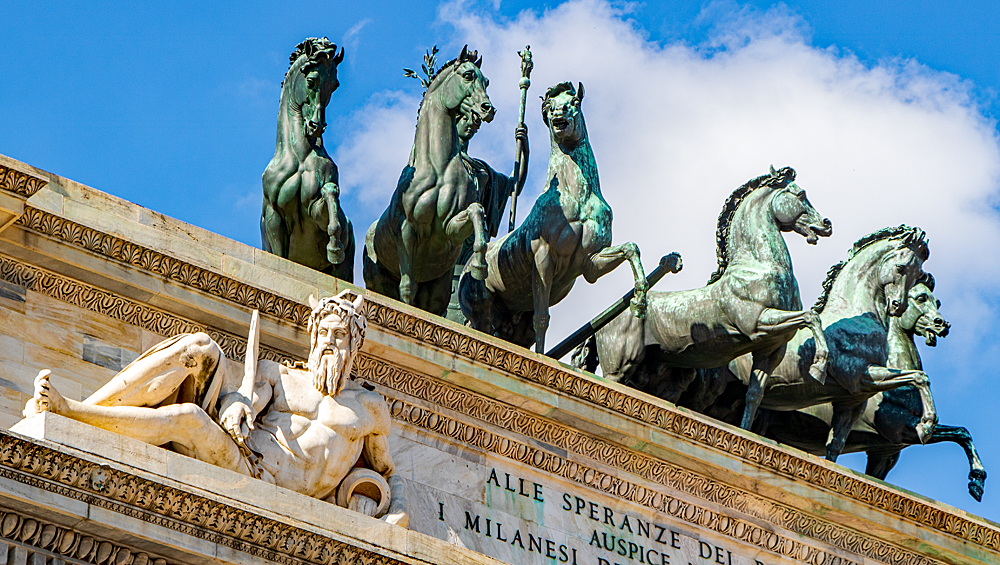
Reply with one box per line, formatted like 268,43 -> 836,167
428,46 -> 494,127
286,37 -> 344,140
902,273 -> 950,345
767,166 -> 833,245
878,227 -> 930,318
542,82 -> 586,147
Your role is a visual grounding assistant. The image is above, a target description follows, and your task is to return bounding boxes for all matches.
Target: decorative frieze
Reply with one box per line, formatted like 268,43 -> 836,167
0,435 -> 406,565
15,207 -> 310,327
364,355 -> 940,565
0,253 -> 292,366
0,507 -> 169,565
0,165 -> 47,199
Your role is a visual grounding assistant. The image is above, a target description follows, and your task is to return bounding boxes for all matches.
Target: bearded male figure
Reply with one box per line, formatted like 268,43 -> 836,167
19,291 -> 407,526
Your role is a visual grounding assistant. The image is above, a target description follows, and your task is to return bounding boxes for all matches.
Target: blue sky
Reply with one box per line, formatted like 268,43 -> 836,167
3,1 -> 1000,520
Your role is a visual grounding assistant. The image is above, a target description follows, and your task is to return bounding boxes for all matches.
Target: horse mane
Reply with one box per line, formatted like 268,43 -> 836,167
414,47 -> 481,117
812,224 -> 927,313
707,167 -> 796,284
281,37 -> 341,87
915,271 -> 935,291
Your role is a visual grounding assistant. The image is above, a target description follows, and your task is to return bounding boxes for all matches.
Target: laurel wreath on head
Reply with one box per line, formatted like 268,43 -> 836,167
403,45 -> 439,89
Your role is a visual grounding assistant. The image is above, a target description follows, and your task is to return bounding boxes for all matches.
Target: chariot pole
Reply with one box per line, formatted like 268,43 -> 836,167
509,46 -> 533,232
545,254 -> 682,361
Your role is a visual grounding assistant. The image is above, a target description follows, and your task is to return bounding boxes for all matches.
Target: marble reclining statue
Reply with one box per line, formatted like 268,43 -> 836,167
18,290 -> 407,526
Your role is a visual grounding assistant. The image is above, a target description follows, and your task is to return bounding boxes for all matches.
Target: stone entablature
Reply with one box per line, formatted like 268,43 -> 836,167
0,156 -> 48,234
0,153 -> 997,565
3,413 -> 498,565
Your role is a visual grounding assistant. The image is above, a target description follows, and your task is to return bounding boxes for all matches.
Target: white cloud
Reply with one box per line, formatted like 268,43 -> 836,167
427,0 -> 1000,362
334,0 -> 1000,347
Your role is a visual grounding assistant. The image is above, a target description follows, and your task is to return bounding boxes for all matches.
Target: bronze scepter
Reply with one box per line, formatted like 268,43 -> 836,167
509,46 -> 533,232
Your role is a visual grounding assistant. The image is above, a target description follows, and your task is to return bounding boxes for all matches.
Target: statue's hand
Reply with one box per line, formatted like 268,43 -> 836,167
220,397 -> 254,447
515,124 -> 528,142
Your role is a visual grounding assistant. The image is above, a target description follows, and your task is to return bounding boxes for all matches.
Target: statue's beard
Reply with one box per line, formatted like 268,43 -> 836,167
308,347 -> 347,396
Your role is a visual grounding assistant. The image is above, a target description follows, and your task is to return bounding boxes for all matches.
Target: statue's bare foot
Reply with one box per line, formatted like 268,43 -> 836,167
25,370 -> 67,417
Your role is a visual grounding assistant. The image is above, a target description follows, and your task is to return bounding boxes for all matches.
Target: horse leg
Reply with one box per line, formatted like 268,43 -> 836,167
415,268 -> 455,318
740,347 -> 782,429
926,425 -> 987,501
458,268 -> 494,334
593,313 -> 646,383
261,199 -> 287,257
531,239 -> 554,353
581,242 -> 648,318
397,219 -> 418,305
571,336 -> 599,373
446,203 -> 488,280
827,402 -> 866,461
755,308 -> 828,383
863,367 -> 937,443
865,449 -> 901,480
319,182 -> 347,266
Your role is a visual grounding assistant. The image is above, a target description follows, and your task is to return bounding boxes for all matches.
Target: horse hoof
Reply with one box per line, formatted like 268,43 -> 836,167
969,481 -> 985,502
469,261 -> 488,281
915,421 -> 935,444
665,252 -> 683,273
808,363 -> 827,385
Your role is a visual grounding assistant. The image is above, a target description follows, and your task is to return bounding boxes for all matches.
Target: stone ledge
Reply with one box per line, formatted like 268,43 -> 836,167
6,413 -> 503,565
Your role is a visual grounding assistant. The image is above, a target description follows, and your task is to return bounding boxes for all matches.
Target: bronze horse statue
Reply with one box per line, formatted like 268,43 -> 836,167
364,46 -> 494,315
734,274 -> 986,500
582,167 -> 832,404
459,82 -> 651,352
688,226 -> 937,461
261,38 -> 353,281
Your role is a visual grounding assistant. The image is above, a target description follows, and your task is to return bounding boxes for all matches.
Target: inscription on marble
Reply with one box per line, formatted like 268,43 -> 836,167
437,467 -> 777,565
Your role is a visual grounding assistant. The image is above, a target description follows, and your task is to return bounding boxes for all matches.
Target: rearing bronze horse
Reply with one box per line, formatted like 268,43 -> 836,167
459,82 -> 650,352
364,46 -> 495,315
261,38 -> 353,281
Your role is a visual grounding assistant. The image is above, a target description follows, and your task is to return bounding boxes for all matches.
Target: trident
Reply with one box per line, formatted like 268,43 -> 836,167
509,45 -> 533,232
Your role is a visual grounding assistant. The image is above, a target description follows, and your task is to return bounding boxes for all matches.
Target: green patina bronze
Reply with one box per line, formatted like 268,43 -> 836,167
747,274 -> 986,501
459,82 -> 651,353
684,226 -> 935,462
364,46 -> 495,316
261,38 -> 354,281
585,167 -> 832,408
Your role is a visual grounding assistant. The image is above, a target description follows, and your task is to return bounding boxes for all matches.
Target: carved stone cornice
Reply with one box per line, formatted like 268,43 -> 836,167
15,207 -> 311,327
0,506 -> 170,565
7,207 -> 1000,558
0,164 -> 47,199
0,253 -> 293,366
0,434 -> 408,565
